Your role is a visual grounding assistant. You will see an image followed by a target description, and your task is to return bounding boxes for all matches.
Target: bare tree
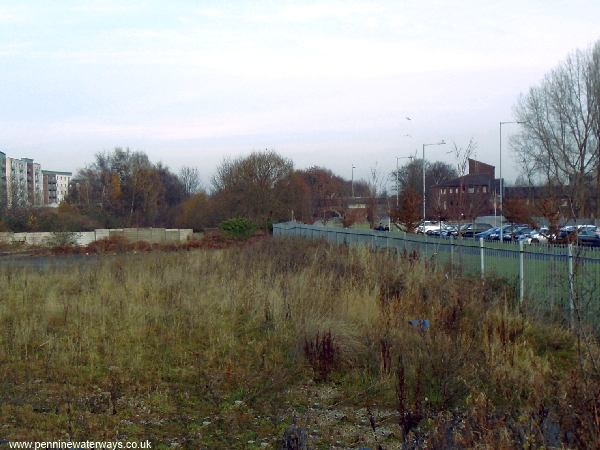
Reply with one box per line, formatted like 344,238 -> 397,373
512,42 -> 600,219
591,41 -> 600,218
396,188 -> 421,233
390,160 -> 455,197
391,159 -> 425,197
7,172 -> 27,209
450,138 -> 478,224
178,166 -> 202,197
452,138 -> 477,178
68,148 -> 186,227
366,162 -> 387,228
211,150 -> 294,223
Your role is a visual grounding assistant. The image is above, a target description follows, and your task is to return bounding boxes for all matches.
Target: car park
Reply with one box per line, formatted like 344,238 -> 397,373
411,220 -> 600,247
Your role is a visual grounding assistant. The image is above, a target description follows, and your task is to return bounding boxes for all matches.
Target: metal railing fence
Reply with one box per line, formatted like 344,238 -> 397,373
273,222 -> 600,333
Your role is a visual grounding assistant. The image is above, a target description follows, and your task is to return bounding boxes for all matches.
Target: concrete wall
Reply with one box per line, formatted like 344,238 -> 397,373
0,228 -> 194,247
78,232 -> 97,246
95,229 -> 110,240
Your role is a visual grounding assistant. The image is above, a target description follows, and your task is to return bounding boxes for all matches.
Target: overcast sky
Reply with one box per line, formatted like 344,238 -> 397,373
1,0 -> 599,187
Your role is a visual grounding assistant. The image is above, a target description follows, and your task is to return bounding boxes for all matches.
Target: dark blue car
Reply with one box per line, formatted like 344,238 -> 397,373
474,227 -> 500,240
577,229 -> 600,247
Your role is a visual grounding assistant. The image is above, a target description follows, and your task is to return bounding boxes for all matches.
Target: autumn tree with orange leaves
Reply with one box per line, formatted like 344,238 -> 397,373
395,188 -> 421,233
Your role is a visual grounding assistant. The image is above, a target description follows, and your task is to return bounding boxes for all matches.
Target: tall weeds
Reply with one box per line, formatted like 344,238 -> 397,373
0,236 -> 597,447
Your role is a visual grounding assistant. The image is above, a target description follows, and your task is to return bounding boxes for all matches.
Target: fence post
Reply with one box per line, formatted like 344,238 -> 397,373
568,244 -> 575,329
519,240 -> 524,305
479,237 -> 485,279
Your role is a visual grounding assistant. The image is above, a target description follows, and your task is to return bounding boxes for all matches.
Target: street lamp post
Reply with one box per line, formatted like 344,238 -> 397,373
422,141 -> 446,223
499,121 -> 525,241
351,165 -> 355,198
396,157 -> 399,207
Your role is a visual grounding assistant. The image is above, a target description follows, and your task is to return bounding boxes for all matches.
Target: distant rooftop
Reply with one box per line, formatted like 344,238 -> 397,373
433,158 -> 500,188
468,158 -> 495,178
42,170 -> 72,176
437,173 -> 497,188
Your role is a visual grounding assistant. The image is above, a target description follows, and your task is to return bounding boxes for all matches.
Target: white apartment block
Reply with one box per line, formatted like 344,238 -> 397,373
6,157 -> 28,207
0,151 -> 6,209
43,170 -> 72,206
0,151 -> 71,208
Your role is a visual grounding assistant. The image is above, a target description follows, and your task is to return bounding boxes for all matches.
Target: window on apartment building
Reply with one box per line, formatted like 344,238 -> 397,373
483,186 -> 487,193
468,186 -> 475,194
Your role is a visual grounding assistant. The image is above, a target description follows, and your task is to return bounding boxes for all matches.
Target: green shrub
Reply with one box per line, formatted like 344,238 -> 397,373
265,218 -> 274,234
220,217 -> 256,239
46,231 -> 81,247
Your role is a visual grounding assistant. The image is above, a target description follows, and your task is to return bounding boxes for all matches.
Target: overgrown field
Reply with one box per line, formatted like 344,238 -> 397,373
0,237 -> 598,448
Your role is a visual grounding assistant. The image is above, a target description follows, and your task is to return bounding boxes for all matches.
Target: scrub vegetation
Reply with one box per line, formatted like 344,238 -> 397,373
0,237 -> 598,448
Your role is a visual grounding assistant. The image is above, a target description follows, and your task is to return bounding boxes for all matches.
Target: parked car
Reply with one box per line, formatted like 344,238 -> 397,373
487,225 -> 509,241
578,224 -> 597,233
577,229 -> 600,247
490,224 -> 528,241
559,225 -> 577,236
429,224 -> 457,237
451,223 -> 469,236
474,227 -> 500,240
416,221 -> 445,234
441,224 -> 458,236
460,223 -> 493,238
557,226 -> 578,243
506,226 -> 536,242
518,229 -> 548,244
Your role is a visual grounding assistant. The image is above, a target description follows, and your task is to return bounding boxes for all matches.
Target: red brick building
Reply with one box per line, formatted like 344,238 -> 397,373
429,159 -> 500,220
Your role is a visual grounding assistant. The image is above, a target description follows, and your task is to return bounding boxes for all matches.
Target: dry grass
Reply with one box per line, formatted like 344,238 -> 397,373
0,236 -> 598,448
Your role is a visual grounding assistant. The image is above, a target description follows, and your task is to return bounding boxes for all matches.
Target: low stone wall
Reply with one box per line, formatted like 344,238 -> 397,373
0,228 -> 194,247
